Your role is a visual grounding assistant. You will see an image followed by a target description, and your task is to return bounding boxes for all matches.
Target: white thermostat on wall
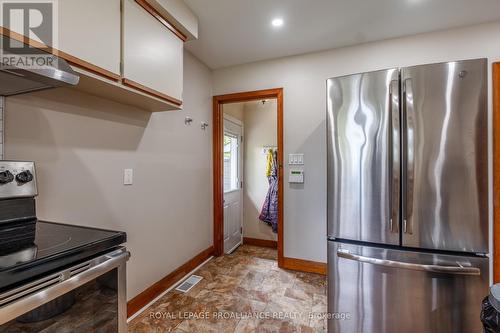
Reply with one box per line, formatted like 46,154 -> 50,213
289,169 -> 304,184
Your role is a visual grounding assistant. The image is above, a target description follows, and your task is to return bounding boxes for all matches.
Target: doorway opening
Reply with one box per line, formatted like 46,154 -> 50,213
213,89 -> 284,267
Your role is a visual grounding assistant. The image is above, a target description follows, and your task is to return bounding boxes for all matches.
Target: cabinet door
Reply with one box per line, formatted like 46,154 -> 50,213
123,0 -> 183,103
0,0 -> 121,79
57,0 -> 121,78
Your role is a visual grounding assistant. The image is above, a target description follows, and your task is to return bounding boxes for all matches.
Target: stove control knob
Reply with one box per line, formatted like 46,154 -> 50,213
16,170 -> 34,184
0,170 -> 14,184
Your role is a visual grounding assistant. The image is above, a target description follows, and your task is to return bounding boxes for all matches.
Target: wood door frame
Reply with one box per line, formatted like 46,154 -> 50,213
213,88 -> 284,267
494,62 -> 500,282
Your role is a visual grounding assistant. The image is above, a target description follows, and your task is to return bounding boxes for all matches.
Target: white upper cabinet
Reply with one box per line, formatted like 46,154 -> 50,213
57,0 -> 121,78
1,0 -> 188,110
122,0 -> 183,104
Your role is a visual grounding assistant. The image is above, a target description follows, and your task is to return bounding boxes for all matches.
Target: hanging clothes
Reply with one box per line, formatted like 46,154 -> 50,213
265,149 -> 273,177
259,149 -> 278,233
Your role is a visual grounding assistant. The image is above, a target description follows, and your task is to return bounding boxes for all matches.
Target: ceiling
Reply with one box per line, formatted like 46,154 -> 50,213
184,0 -> 500,69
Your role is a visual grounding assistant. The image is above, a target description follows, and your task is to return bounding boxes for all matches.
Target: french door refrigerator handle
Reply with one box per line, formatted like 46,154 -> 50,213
404,78 -> 415,234
337,249 -> 480,275
389,79 -> 400,233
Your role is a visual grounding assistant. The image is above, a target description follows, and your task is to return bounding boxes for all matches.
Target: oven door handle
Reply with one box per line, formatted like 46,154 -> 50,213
0,247 -> 130,325
337,249 -> 481,276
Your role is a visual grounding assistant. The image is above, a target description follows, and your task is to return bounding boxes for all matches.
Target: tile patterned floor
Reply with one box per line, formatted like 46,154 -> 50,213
129,245 -> 327,333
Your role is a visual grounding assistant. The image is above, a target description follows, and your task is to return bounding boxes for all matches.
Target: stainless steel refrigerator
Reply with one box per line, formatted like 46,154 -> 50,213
327,58 -> 489,333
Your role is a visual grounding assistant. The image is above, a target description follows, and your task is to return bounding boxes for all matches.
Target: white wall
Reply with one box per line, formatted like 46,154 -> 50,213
223,102 -> 244,121
242,100 -> 277,241
4,51 -> 214,299
213,21 -> 500,263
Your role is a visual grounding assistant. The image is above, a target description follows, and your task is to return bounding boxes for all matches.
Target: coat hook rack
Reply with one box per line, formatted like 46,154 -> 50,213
262,145 -> 277,154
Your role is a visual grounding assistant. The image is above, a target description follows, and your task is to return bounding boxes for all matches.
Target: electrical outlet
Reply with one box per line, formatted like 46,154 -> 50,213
124,169 -> 133,185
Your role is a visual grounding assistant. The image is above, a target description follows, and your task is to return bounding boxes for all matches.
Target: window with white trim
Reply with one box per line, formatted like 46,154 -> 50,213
223,133 -> 239,192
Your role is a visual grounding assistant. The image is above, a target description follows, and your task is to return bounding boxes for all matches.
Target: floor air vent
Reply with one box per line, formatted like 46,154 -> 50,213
175,275 -> 203,293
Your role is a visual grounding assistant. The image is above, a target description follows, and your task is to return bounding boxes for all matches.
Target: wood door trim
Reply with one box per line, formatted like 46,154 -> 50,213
494,62 -> 500,282
127,246 -> 214,318
213,88 -> 285,268
243,237 -> 278,249
0,27 -> 121,82
134,0 -> 188,42
213,97 -> 224,258
282,257 -> 327,275
122,78 -> 182,106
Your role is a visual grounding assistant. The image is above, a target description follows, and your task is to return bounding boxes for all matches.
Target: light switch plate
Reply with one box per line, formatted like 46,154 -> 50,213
124,169 -> 133,185
289,154 -> 304,165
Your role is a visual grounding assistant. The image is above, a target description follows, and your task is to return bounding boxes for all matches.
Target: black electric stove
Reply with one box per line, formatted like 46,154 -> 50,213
0,162 -> 129,331
0,221 -> 126,292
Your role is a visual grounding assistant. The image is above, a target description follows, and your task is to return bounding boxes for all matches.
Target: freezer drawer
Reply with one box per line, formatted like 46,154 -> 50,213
328,241 -> 488,333
327,68 -> 400,245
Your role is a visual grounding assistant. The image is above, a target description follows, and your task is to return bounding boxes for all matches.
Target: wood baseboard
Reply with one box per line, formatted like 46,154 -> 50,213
282,257 -> 327,275
243,237 -> 278,249
127,246 -> 214,318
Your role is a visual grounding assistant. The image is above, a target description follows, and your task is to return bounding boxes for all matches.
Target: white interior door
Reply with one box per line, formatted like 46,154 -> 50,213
223,116 -> 243,254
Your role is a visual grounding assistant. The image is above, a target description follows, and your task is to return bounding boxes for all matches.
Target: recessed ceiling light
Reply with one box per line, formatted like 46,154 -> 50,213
271,18 -> 284,27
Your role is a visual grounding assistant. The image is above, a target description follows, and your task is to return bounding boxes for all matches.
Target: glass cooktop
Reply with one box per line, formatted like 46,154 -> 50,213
0,221 -> 126,291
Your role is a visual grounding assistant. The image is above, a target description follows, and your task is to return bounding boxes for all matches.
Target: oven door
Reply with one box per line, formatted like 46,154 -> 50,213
0,247 -> 129,333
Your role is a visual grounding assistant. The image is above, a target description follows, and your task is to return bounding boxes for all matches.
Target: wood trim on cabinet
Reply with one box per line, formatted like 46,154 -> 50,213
494,62 -> 500,283
243,237 -> 278,249
127,246 -> 214,318
213,88 -> 284,267
0,27 -> 121,82
282,257 -> 327,276
58,50 -> 121,81
134,0 -> 187,42
122,78 -> 182,107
